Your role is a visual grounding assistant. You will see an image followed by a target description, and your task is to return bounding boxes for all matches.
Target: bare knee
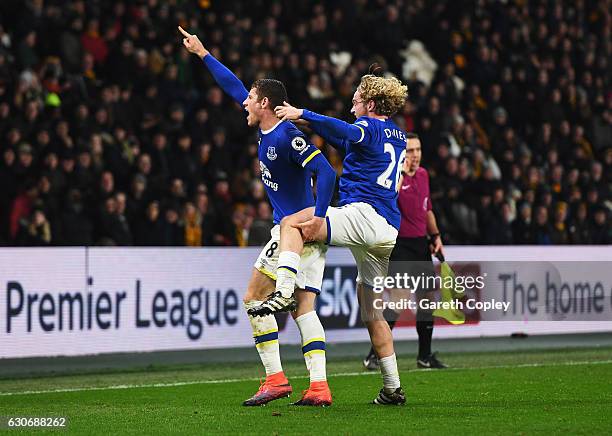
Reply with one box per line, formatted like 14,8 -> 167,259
243,288 -> 261,305
244,281 -> 259,304
291,289 -> 316,319
244,269 -> 275,304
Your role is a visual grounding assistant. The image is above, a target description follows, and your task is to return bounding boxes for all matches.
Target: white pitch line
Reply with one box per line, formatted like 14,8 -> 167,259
1,359 -> 612,397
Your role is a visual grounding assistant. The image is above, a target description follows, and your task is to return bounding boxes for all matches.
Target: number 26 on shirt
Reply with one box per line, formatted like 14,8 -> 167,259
376,143 -> 406,190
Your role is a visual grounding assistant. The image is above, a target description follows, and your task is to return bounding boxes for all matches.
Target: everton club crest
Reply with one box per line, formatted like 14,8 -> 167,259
267,146 -> 277,160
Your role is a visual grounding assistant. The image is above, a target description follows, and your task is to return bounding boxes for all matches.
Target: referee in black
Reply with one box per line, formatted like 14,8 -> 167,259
363,133 -> 447,369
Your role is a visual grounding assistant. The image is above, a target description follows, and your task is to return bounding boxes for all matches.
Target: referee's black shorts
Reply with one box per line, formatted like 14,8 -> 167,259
388,236 -> 435,293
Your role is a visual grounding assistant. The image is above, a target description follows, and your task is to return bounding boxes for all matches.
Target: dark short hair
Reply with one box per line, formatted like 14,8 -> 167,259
406,133 -> 420,140
251,79 -> 288,109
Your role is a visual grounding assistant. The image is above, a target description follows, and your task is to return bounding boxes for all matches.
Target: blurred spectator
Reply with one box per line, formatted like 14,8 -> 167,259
512,203 -> 534,245
57,189 -> 93,246
591,207 -> 611,245
162,207 -> 183,246
568,203 -> 591,245
98,194 -> 132,246
484,201 -> 513,245
10,181 -> 38,240
233,205 -> 254,247
16,209 -> 51,246
135,201 -> 166,246
183,202 -> 202,246
249,201 -> 274,246
550,202 -> 570,245
533,206 -> 553,246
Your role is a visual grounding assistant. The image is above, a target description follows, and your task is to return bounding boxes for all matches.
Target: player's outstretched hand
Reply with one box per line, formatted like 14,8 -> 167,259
293,216 -> 324,242
275,101 -> 303,121
178,26 -> 209,58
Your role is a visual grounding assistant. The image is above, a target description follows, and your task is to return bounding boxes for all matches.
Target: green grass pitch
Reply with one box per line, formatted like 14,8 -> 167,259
1,347 -> 612,435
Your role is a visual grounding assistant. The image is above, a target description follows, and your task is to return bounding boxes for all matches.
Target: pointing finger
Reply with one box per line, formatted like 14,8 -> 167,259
178,26 -> 191,37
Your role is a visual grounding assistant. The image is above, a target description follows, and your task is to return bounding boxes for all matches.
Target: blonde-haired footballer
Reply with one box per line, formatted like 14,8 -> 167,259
270,66 -> 411,405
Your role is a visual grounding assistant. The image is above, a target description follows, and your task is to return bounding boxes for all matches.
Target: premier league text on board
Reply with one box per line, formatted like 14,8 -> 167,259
5,279 -> 239,340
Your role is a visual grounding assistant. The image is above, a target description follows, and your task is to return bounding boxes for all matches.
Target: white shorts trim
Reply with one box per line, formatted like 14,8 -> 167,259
253,225 -> 328,293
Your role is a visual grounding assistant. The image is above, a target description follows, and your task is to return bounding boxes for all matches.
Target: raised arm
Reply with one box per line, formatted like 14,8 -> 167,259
292,152 -> 336,241
178,26 -> 248,105
302,110 -> 364,142
307,122 -> 351,154
275,102 -> 365,143
202,55 -> 249,104
304,152 -> 336,219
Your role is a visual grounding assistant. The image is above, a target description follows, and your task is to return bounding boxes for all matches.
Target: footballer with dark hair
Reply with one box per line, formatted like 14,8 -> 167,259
179,26 -> 335,407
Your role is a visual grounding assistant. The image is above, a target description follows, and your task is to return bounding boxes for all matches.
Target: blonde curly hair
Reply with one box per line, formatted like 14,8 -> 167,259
358,75 -> 408,116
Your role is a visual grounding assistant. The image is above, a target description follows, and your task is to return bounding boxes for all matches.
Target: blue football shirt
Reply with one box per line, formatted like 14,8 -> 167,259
258,121 -> 322,224
337,116 -> 407,229
201,54 -> 335,224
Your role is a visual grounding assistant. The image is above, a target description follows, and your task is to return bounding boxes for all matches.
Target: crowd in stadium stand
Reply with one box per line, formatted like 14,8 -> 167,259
0,0 -> 609,247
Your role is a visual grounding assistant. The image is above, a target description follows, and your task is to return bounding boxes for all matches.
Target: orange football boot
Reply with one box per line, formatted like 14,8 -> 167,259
292,381 -> 332,406
242,372 -> 292,406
